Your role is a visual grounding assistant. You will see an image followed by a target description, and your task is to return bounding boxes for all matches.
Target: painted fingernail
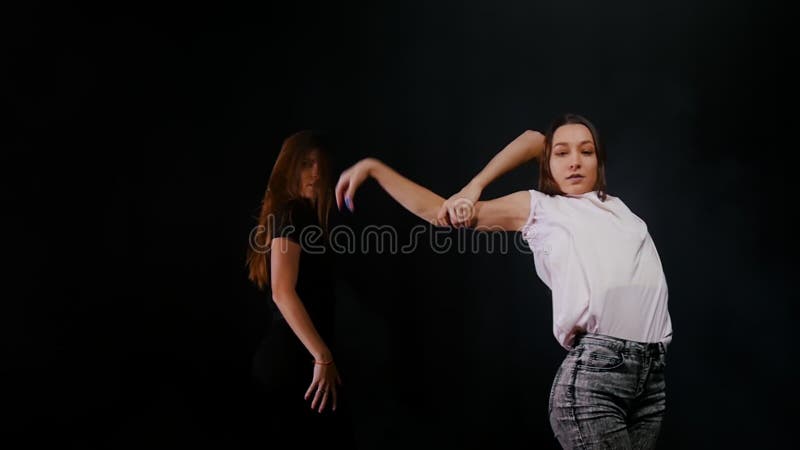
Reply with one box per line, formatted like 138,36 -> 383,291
345,196 -> 352,211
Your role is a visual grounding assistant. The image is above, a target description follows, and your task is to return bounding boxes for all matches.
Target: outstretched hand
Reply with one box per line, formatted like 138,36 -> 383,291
335,158 -> 374,212
304,361 -> 342,414
435,182 -> 482,228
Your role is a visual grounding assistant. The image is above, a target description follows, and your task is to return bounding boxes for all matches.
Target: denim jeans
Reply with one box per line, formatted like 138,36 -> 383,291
549,333 -> 667,449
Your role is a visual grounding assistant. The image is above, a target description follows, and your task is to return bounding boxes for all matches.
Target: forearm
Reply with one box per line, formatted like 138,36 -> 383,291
365,158 -> 445,223
470,130 -> 545,189
272,290 -> 332,362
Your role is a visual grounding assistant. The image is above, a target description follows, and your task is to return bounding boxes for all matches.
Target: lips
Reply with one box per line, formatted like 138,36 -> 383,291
567,174 -> 584,180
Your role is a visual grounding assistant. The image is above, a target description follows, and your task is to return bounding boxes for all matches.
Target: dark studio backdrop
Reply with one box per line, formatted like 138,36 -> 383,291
4,1 -> 796,449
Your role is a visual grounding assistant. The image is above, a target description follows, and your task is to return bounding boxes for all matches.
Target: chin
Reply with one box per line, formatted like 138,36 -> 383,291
561,186 -> 590,196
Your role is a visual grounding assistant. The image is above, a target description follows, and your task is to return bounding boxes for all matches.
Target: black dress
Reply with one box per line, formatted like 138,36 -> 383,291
250,198 -> 354,446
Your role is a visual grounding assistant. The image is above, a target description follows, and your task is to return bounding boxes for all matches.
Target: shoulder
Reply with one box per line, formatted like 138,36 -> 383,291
606,194 -> 649,224
527,188 -> 551,206
601,193 -> 632,213
275,198 -> 314,221
272,198 -> 319,241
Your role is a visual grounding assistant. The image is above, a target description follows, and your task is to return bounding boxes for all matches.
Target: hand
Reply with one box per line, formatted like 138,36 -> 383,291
304,360 -> 342,413
335,158 -> 375,212
435,181 -> 482,228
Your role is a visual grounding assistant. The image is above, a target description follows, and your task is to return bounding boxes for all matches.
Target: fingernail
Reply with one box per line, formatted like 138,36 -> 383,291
345,196 -> 352,211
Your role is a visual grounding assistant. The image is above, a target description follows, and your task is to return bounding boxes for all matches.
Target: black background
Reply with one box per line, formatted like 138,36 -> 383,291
4,1 -> 796,448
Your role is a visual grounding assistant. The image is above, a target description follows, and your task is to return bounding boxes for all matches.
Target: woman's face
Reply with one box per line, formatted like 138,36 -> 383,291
299,149 -> 321,200
549,124 -> 598,195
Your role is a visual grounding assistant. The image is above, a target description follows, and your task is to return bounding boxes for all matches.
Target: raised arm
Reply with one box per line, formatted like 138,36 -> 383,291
336,158 -> 531,232
437,130 -> 544,227
472,190 -> 531,232
336,157 -> 445,224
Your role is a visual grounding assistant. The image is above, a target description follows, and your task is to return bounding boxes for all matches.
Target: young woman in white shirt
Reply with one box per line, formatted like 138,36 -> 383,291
335,114 -> 672,449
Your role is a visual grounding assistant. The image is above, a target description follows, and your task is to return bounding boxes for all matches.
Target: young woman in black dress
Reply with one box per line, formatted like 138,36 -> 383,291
246,130 -> 354,446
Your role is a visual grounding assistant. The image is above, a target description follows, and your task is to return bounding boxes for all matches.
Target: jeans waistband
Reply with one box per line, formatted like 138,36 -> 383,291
574,332 -> 667,355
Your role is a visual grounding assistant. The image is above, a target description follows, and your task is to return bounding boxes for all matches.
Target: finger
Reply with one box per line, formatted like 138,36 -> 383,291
436,202 -> 448,222
305,381 -> 316,401
332,386 -> 338,412
449,203 -> 458,222
335,175 -> 348,210
437,208 -> 452,227
312,384 -> 328,410
318,389 -> 329,413
345,188 -> 356,212
456,209 -> 467,228
337,374 -> 343,385
456,201 -> 467,227
310,386 -> 321,410
455,199 -> 474,228
447,206 -> 459,227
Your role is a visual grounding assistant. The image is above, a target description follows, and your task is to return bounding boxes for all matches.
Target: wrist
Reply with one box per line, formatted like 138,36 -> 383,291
312,350 -> 333,363
468,177 -> 486,191
363,157 -> 383,177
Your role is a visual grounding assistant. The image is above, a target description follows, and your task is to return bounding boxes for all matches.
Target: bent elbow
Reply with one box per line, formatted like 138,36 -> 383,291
524,129 -> 543,139
271,287 -> 294,305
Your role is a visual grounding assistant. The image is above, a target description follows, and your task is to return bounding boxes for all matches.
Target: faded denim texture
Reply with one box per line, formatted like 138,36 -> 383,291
549,333 -> 667,449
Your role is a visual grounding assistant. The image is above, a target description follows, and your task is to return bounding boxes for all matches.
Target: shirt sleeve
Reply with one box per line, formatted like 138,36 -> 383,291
520,189 -> 545,237
272,200 -> 314,244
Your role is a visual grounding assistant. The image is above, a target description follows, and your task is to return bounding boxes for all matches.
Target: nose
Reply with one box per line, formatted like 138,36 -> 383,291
569,154 -> 581,169
311,162 -> 319,178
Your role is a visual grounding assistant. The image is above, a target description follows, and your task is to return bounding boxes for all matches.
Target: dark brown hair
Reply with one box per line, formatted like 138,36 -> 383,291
539,113 -> 608,201
246,130 -> 334,291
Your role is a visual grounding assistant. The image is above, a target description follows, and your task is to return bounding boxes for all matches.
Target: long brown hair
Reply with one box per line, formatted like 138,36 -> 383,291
246,130 -> 334,291
539,113 -> 608,201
